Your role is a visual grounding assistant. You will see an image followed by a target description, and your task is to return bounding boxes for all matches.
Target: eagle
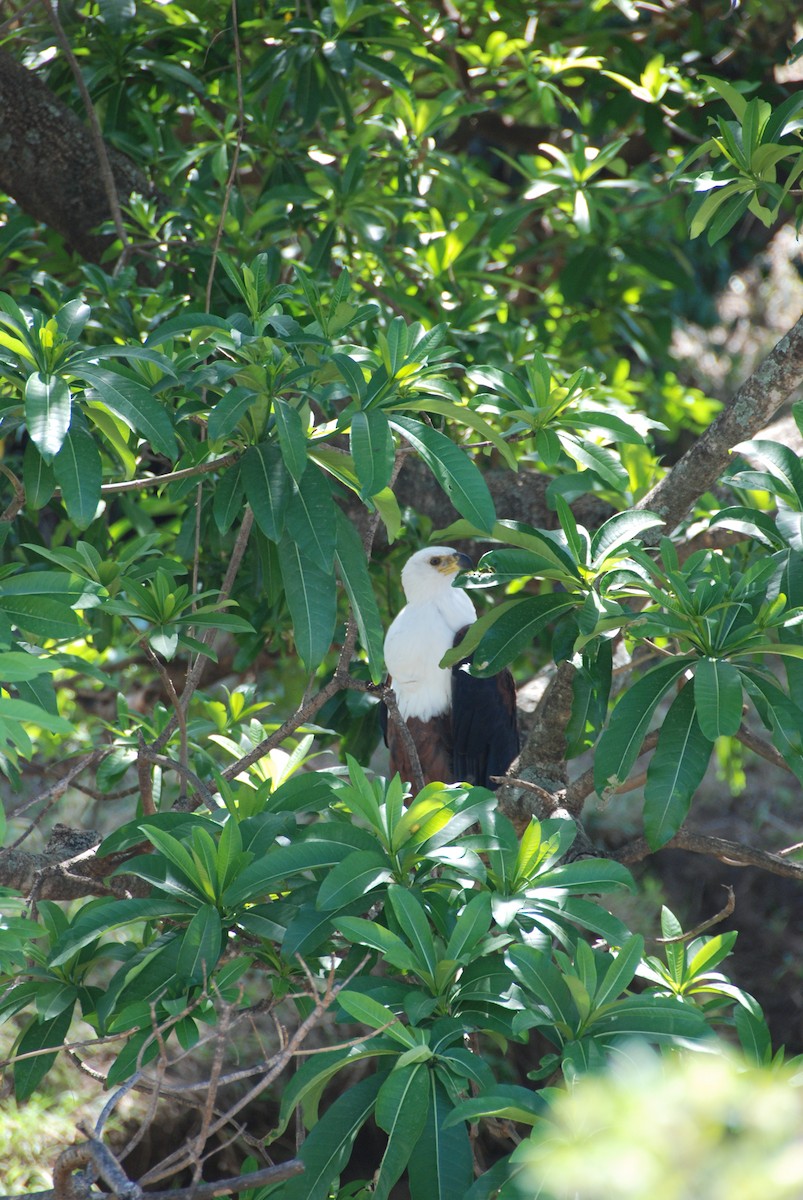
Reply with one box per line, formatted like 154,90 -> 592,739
381,547 -> 519,790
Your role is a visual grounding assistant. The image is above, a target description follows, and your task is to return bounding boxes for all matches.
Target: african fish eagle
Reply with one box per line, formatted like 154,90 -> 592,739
382,547 -> 519,789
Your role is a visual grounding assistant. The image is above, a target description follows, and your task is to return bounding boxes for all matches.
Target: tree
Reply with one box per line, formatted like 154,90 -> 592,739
1,1 -> 802,1196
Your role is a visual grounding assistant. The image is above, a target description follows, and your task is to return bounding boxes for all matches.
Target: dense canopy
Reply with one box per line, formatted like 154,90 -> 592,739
1,2 -> 803,1197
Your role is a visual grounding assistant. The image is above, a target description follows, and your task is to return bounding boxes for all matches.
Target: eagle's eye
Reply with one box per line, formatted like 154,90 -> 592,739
430,556 -> 442,566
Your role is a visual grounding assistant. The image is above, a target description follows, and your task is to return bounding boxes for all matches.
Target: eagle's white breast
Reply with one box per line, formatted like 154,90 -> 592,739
384,551 -> 476,721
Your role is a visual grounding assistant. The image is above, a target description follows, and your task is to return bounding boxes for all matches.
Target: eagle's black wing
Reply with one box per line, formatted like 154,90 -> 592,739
450,627 -> 519,789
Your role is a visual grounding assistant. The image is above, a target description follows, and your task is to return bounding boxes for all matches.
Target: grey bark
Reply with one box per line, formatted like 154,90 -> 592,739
636,310 -> 803,540
0,48 -> 152,261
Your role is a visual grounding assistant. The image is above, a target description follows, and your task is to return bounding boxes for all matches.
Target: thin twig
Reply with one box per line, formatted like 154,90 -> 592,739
191,994 -> 232,1185
153,505 -> 257,748
0,462 -> 25,521
655,886 -> 735,943
2,751 -> 107,850
204,0 -> 245,308
138,748 -> 217,808
382,684 -> 425,795
140,640 -> 188,793
90,451 -> 240,496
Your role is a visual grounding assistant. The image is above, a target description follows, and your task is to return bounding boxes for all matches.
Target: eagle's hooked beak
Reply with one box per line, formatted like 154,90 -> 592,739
445,551 -> 473,576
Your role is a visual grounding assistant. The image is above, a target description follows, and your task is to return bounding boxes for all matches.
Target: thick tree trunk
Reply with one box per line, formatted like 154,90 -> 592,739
0,48 -> 152,261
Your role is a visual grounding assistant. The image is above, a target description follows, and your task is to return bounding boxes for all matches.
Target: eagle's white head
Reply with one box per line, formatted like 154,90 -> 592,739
400,546 -> 474,606
385,547 -> 477,721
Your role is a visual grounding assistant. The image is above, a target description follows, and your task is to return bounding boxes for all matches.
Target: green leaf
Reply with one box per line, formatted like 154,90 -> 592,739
13,1005 -> 75,1101
22,442 -> 55,509
387,885 -> 437,981
0,592 -> 80,641
402,397 -> 518,470
55,298 -> 91,339
443,1083 -> 547,1128
79,365 -> 178,459
594,658 -> 692,798
390,415 -> 496,533
559,433 -> 629,491
285,466 -> 337,571
693,657 -> 744,739
590,510 -> 664,569
445,893 -> 493,962
595,935 -> 645,1007
241,443 -> 290,541
589,994 -> 708,1042
25,373 -> 71,463
336,991 -> 417,1048
700,75 -> 748,119
273,398 -> 308,482
372,1064 -> 431,1200
350,409 -> 395,497
0,651 -> 57,682
644,684 -> 713,849
275,1072 -> 385,1200
105,1027 -> 160,1088
48,898 -> 190,966
223,839 -> 355,909
212,465 -> 245,534
175,904 -> 222,983
407,1074 -> 473,1200
53,427 -> 102,529
534,858 -> 635,895
445,594 -> 577,676
271,1043 -> 394,1141
277,536 -> 337,671
207,387 -> 258,441
316,850 -> 392,911
507,946 -> 576,1027
734,1005 -> 772,1065
334,510 -> 386,682
0,698 -> 72,734
335,918 -> 420,974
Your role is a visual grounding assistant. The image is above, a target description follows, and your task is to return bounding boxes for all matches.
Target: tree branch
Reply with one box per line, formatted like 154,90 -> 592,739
637,310 -> 803,539
611,827 -> 803,879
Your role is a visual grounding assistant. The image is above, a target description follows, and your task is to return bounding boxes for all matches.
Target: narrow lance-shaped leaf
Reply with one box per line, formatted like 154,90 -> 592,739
212,465 -> 245,535
53,427 -> 102,529
693,657 -> 744,739
590,510 -> 664,569
275,1072 -> 386,1200
372,1064 -> 431,1200
407,1074 -> 473,1200
13,1005 -> 75,1102
334,509 -> 386,682
594,657 -> 692,799
390,415 -> 496,533
445,593 -> 577,676
25,373 -> 71,462
284,465 -> 337,571
273,397 -> 308,482
387,885 -> 438,981
594,934 -> 645,1008
175,904 -> 223,984
644,683 -> 713,850
22,442 -> 55,509
277,535 -> 337,671
79,365 -> 178,459
350,408 -> 395,497
241,443 -> 290,541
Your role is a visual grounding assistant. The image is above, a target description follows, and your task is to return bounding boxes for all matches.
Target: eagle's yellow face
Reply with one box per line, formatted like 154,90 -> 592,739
426,550 -> 473,579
